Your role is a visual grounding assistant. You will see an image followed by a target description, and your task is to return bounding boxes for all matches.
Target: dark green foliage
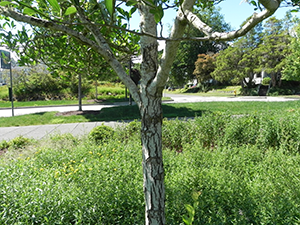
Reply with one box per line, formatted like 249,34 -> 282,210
163,113 -> 229,151
124,120 -> 141,138
239,87 -> 258,96
114,120 -> 141,143
0,136 -> 32,150
88,125 -> 115,143
13,71 -> 68,101
262,77 -> 271,86
170,6 -> 230,86
0,140 -> 9,150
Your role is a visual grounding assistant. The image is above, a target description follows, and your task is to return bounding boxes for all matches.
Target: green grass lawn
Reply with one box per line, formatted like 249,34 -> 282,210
1,100 -> 300,127
0,99 -> 122,108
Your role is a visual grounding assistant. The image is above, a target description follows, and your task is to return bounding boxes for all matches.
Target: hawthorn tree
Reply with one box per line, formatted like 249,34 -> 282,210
0,0 -> 286,224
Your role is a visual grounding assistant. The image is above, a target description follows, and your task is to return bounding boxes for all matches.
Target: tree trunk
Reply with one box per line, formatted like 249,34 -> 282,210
140,93 -> 165,225
271,73 -> 277,87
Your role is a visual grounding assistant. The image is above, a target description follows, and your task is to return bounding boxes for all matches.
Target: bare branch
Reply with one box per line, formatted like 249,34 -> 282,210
153,0 -> 196,89
182,0 -> 281,41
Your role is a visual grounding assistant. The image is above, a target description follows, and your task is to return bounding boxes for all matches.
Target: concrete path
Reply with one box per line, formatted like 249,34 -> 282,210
164,94 -> 300,103
0,103 -> 126,118
0,94 -> 299,141
0,121 -> 125,141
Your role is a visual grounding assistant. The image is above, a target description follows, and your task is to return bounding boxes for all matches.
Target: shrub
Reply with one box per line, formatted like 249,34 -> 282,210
262,77 -> 271,86
162,118 -> 191,152
8,136 -> 32,149
114,120 -> 141,143
268,87 -> 294,96
223,114 -> 260,147
125,120 -> 141,137
88,125 -> 115,143
192,112 -> 229,149
239,87 -> 258,96
0,140 -> 9,150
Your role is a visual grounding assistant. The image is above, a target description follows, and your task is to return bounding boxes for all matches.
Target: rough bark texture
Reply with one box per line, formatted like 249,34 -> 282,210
138,3 -> 166,224
140,92 -> 165,225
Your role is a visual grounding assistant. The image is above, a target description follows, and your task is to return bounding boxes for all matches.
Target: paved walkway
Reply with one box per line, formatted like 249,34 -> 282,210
0,121 -> 124,141
0,94 -> 299,141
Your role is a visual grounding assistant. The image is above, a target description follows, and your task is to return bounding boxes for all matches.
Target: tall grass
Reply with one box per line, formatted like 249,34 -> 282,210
1,111 -> 300,224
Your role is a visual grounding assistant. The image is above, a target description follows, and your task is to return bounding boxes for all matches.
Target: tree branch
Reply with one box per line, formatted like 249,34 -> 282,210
71,0 -> 141,104
181,0 -> 280,41
153,0 -> 196,89
0,5 -> 141,105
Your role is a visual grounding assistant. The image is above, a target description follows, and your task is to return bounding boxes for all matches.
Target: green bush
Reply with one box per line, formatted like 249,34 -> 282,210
223,114 -> 260,147
162,118 -> 192,152
0,140 -> 9,150
239,87 -> 258,96
262,77 -> 271,86
2,136 -> 32,150
88,125 -> 115,143
14,72 -> 69,101
268,87 -> 294,96
125,120 -> 141,138
68,77 -> 92,97
0,86 -> 8,100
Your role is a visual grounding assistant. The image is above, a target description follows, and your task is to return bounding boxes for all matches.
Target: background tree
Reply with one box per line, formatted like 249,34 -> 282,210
170,6 -> 230,86
254,16 -> 292,87
22,31 -> 120,110
283,25 -> 300,81
0,0 -> 283,224
193,53 -> 217,84
212,22 -> 263,87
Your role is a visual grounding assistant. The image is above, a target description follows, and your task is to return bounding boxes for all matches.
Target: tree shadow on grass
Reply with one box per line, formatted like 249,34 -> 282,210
72,104 -> 207,122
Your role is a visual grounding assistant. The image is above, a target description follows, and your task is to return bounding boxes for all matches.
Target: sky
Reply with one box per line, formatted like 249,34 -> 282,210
218,0 -> 297,29
129,0 -> 299,37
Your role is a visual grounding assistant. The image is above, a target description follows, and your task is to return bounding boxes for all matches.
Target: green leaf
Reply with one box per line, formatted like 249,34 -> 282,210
64,6 -> 77,16
129,7 -> 137,17
250,0 -> 257,7
105,0 -> 115,17
23,7 -> 37,16
126,0 -> 137,6
47,0 -> 61,12
0,1 -> 17,6
182,215 -> 192,225
153,5 -> 164,23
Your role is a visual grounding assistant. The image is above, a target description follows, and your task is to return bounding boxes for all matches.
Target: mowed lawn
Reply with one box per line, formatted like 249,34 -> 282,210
1,100 -> 300,127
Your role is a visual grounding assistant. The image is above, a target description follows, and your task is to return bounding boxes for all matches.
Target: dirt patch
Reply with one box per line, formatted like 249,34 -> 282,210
55,110 -> 100,116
